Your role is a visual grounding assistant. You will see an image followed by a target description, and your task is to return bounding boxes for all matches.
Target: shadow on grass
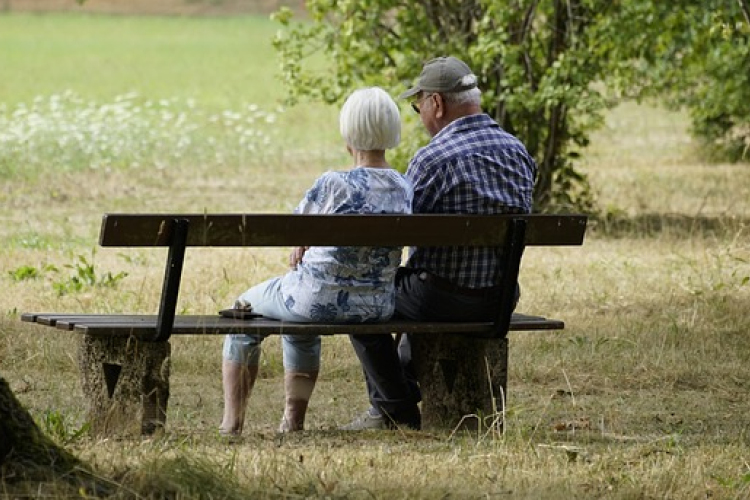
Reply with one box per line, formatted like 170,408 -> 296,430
590,212 -> 749,239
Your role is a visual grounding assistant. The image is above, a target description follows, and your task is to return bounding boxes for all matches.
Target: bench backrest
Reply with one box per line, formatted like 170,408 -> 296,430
100,213 -> 587,247
98,213 -> 588,341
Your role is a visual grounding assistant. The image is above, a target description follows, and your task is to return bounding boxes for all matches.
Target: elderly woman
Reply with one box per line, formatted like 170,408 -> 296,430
220,87 -> 412,435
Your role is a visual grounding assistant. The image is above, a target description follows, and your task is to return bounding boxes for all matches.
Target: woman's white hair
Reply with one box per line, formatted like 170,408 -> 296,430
340,87 -> 401,151
442,87 -> 482,106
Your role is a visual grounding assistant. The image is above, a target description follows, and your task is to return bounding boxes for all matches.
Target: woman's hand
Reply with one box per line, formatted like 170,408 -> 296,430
289,246 -> 309,269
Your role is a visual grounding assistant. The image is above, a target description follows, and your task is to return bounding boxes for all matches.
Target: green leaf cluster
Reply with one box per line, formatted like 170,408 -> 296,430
40,410 -> 90,445
638,2 -> 750,161
52,253 -> 128,296
8,251 -> 128,296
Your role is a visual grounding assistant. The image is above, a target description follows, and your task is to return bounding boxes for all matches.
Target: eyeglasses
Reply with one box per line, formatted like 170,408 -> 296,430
410,93 -> 434,114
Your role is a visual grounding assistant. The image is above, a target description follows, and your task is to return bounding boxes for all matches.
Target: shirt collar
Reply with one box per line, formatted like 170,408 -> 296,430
432,113 -> 496,141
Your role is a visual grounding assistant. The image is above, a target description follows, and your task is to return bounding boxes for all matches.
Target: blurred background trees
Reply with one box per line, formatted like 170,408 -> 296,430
272,0 -> 750,212
637,2 -> 749,163
6,0 -> 747,211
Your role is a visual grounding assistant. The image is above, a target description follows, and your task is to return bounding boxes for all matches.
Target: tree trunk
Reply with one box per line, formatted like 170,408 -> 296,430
739,0 -> 750,25
0,375 -> 109,495
411,335 -> 508,432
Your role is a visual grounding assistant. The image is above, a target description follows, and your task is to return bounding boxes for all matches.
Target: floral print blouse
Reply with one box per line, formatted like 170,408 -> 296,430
279,167 -> 412,322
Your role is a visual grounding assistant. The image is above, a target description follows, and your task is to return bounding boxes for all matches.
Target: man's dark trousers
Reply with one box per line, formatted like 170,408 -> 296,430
349,267 -> 506,428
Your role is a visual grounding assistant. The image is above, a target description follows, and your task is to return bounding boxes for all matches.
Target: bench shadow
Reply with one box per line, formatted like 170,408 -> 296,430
590,212 -> 749,239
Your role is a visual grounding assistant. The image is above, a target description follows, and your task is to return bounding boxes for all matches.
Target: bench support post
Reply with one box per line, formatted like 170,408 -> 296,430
410,217 -> 526,431
411,335 -> 508,431
494,218 -> 527,337
78,335 -> 170,436
155,218 -> 189,342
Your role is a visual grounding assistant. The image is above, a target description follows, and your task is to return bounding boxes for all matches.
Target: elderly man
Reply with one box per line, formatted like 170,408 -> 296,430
344,56 -> 538,430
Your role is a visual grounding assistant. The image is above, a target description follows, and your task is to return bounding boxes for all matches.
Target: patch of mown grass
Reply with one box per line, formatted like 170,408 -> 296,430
0,12 -> 343,182
0,13 -> 282,108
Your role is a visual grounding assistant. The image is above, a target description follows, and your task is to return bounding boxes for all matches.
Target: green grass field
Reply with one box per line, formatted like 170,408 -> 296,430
1,11 -> 750,499
0,13 -> 282,106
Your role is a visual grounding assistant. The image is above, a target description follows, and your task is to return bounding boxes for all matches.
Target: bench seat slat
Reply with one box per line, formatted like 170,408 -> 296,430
22,312 -> 563,339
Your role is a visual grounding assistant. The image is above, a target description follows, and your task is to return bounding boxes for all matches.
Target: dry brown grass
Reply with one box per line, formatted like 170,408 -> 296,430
2,87 -> 749,500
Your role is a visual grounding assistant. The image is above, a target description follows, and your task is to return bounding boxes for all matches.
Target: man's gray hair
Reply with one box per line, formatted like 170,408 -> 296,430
340,87 -> 401,151
442,87 -> 482,106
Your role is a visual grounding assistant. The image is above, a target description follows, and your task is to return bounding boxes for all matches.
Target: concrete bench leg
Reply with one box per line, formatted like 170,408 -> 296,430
411,334 -> 508,432
77,335 -> 170,436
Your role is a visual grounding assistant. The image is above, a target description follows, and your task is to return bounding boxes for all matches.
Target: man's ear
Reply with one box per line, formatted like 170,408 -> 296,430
433,94 -> 445,120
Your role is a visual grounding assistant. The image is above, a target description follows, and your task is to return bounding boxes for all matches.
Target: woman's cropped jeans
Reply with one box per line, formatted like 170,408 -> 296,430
222,277 -> 321,372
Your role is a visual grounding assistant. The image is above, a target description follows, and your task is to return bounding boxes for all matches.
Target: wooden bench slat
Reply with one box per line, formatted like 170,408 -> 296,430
22,312 -> 563,339
100,213 -> 587,247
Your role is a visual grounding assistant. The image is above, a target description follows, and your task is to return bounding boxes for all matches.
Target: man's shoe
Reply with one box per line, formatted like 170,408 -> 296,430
339,408 -> 387,430
340,407 -> 421,431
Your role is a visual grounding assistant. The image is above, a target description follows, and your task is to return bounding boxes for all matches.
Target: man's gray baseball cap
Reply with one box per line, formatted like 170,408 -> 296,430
399,56 -> 478,99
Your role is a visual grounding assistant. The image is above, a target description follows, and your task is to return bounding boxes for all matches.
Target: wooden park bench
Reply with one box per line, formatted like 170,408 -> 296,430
21,213 -> 587,435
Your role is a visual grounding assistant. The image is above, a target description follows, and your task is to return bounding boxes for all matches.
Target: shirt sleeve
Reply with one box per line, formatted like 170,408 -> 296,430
406,153 -> 446,213
294,172 -> 347,215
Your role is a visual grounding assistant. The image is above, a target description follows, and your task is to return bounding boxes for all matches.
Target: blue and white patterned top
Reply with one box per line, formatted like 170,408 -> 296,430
405,113 -> 537,288
279,167 -> 412,322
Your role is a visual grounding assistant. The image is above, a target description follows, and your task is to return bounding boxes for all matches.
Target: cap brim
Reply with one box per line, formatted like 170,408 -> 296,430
398,86 -> 421,99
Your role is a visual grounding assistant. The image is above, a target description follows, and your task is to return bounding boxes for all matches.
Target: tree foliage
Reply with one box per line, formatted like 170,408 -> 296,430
273,0 -> 632,211
272,1 -> 749,212
0,375 -> 109,495
635,1 -> 750,161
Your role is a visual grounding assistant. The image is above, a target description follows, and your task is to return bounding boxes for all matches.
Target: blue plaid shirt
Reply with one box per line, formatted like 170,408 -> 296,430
405,113 -> 537,288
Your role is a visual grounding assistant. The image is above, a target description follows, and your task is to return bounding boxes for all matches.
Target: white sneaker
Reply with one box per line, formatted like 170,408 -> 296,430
339,408 -> 387,430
